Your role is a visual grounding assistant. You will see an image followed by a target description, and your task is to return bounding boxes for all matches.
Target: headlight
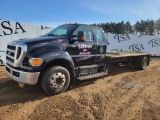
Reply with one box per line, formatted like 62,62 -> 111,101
29,58 -> 43,66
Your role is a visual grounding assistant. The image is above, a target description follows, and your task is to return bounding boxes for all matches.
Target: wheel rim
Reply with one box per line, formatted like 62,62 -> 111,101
50,72 -> 66,90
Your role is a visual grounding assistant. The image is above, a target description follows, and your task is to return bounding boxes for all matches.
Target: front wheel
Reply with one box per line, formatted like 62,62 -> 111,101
41,66 -> 70,95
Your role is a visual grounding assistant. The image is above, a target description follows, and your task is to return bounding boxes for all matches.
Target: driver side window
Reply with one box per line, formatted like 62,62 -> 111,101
73,25 -> 93,41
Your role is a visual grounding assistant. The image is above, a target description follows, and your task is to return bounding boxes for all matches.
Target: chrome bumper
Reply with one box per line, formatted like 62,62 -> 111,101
5,64 -> 40,85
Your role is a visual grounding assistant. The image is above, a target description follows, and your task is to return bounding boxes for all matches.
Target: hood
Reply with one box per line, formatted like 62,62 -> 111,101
13,36 -> 69,53
16,36 -> 64,44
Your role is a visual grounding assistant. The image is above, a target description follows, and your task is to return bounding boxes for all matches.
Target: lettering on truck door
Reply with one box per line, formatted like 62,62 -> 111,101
66,25 -> 97,66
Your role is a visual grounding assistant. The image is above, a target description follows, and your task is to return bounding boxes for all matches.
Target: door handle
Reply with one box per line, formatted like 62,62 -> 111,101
92,44 -> 96,49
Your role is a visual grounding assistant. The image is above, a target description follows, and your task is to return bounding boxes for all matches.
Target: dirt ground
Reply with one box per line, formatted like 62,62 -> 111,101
0,57 -> 160,120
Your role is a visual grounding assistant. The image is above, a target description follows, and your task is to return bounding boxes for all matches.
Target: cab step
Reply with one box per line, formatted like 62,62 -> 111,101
77,72 -> 108,81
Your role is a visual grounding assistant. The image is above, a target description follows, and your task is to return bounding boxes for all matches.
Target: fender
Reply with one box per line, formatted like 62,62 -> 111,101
43,48 -> 74,69
24,47 -> 74,73
34,48 -> 75,84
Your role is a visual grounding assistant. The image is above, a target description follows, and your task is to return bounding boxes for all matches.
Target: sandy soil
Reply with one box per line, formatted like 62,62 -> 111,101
0,57 -> 160,120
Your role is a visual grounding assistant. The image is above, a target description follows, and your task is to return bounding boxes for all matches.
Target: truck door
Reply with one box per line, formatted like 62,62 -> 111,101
66,25 -> 97,66
94,27 -> 107,63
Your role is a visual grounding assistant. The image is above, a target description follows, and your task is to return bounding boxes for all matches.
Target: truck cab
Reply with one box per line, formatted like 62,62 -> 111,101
5,24 -> 108,95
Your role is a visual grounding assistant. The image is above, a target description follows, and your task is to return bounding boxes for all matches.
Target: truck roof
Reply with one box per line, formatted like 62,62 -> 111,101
60,23 -> 102,29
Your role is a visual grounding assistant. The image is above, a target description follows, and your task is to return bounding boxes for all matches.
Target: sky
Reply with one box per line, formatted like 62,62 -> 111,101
0,0 -> 160,27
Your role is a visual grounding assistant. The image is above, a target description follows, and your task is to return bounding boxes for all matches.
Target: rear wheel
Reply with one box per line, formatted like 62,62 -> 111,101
133,56 -> 148,70
0,60 -> 3,66
138,56 -> 148,70
41,66 -> 70,95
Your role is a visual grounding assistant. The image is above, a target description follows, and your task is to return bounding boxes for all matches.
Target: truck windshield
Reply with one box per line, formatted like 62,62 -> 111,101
47,24 -> 78,36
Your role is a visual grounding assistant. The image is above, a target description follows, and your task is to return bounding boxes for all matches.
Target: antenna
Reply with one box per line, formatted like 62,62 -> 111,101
41,16 -> 43,35
42,16 -> 43,26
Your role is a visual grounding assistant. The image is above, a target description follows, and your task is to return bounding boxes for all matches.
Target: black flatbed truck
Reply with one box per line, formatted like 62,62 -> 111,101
5,23 -> 150,95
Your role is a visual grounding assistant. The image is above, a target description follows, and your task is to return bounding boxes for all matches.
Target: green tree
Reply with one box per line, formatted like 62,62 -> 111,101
92,18 -> 160,35
125,21 -> 133,33
155,18 -> 160,35
148,20 -> 155,35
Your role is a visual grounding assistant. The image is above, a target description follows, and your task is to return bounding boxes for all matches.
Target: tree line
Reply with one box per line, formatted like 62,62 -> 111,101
92,18 -> 160,35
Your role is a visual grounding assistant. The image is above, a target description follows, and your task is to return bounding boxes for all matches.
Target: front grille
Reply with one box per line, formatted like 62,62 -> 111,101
6,51 -> 15,57
6,45 -> 16,64
7,45 -> 16,50
6,42 -> 27,67
6,56 -> 14,63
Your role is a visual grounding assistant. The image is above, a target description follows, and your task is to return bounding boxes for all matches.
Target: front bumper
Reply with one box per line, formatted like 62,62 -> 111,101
5,64 -> 40,85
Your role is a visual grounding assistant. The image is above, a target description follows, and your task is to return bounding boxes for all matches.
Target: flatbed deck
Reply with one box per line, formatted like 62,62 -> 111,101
106,51 -> 151,58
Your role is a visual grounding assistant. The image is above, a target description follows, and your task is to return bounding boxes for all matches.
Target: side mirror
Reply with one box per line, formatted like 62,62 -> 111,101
78,31 -> 86,42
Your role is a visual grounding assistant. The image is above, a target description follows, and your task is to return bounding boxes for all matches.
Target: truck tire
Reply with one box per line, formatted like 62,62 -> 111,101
41,66 -> 70,95
137,56 -> 148,70
0,60 -> 3,66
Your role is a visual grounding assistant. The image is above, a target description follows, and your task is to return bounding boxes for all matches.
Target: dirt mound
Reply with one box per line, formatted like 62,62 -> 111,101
0,57 -> 160,120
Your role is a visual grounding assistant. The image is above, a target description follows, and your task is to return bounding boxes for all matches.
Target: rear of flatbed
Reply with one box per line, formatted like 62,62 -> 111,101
106,51 -> 151,70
